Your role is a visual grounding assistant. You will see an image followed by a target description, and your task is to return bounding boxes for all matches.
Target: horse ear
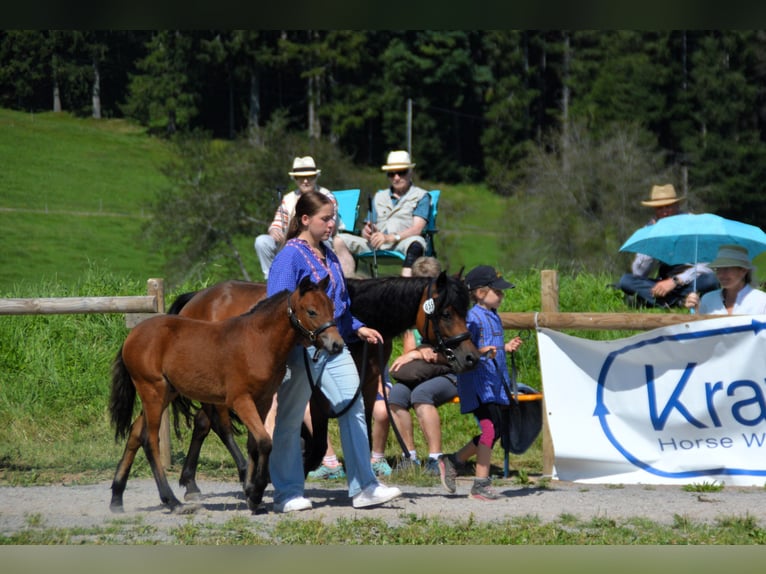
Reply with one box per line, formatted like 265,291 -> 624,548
452,266 -> 465,280
317,274 -> 330,291
298,274 -> 314,294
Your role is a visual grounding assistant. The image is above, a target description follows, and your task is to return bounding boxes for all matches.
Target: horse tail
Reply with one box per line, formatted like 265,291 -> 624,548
166,290 -> 198,315
109,346 -> 137,441
170,395 -> 195,439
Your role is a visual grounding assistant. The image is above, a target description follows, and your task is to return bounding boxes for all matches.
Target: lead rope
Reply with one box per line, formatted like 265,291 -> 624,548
375,342 -> 411,459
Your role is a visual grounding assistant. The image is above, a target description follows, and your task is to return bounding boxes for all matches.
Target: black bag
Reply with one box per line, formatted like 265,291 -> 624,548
389,357 -> 454,388
499,352 -> 543,455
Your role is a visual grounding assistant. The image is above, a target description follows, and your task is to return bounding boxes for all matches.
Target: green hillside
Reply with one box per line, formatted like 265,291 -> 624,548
0,108 -> 174,291
0,108 -> 513,293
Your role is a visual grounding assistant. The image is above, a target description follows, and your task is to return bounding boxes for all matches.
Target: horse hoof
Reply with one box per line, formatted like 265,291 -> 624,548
184,491 -> 203,502
109,504 -> 124,514
172,502 -> 201,515
247,498 -> 265,513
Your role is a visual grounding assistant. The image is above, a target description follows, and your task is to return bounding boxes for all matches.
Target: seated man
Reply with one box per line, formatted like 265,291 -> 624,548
335,150 -> 430,277
617,184 -> 718,308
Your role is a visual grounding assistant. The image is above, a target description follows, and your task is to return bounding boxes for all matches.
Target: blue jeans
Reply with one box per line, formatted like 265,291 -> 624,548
618,272 -> 719,307
270,344 -> 377,505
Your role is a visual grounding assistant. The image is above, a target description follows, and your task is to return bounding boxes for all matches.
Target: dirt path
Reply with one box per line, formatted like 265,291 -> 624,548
2,477 -> 764,542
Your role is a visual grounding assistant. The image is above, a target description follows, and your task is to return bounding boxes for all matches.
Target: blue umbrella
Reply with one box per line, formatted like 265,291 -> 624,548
619,213 -> 766,265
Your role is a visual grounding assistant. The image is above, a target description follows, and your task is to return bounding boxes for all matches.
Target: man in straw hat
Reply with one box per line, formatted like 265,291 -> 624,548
616,183 -> 718,308
255,156 -> 339,279
336,150 -> 431,277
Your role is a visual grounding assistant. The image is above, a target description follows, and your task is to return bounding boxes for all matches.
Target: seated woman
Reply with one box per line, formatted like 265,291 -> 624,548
684,244 -> 766,315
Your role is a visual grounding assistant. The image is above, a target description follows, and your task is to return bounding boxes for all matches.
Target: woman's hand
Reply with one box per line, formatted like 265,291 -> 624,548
357,326 -> 383,344
684,291 -> 700,312
390,345 -> 438,370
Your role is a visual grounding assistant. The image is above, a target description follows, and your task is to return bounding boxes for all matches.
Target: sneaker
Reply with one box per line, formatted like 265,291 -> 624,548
274,496 -> 313,513
352,482 -> 402,509
424,458 -> 440,477
371,458 -> 392,477
396,457 -> 420,471
308,464 -> 346,480
438,454 -> 458,493
469,479 -> 501,501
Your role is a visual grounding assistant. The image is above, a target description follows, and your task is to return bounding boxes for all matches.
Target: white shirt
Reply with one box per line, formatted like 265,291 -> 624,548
698,284 -> 766,315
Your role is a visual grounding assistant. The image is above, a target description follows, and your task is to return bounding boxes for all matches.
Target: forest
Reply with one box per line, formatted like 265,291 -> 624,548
3,30 -> 766,274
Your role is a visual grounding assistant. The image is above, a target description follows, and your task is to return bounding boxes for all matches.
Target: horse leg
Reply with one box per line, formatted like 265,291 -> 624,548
141,392 -> 184,512
232,395 -> 271,513
178,407 -> 213,500
110,412 -> 145,512
304,393 -> 329,475
211,405 -> 248,483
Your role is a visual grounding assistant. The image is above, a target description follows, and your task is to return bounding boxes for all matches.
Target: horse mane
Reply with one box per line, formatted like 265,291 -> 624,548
347,273 -> 469,338
242,289 -> 289,316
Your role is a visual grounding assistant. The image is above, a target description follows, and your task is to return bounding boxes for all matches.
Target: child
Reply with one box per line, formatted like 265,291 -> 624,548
438,265 -> 522,500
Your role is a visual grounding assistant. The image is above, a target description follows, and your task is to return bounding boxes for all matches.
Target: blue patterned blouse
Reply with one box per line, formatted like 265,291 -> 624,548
266,238 -> 364,342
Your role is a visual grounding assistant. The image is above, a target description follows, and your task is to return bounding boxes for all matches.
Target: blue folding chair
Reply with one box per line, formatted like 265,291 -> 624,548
331,189 -> 361,234
356,189 -> 440,277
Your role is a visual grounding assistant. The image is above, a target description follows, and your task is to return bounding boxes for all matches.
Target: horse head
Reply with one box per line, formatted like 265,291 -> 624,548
289,275 -> 344,355
416,270 -> 480,373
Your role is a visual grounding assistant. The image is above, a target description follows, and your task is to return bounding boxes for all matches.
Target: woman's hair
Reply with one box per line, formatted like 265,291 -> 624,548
286,191 -> 333,241
411,256 -> 441,278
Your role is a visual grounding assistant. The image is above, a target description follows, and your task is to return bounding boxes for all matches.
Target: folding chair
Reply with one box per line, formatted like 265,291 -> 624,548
331,189 -> 361,234
356,189 -> 441,277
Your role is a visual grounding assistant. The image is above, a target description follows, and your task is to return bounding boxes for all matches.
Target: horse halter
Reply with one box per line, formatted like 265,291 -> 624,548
287,291 -> 337,359
420,279 -> 471,363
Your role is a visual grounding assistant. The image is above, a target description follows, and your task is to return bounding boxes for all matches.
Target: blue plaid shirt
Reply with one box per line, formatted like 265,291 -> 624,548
456,304 -> 510,414
266,238 -> 364,342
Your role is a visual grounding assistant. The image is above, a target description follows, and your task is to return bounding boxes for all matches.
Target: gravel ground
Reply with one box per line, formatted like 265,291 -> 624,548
2,476 -> 765,542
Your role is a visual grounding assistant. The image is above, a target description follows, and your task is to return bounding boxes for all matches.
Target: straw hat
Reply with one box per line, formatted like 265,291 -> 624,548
288,156 -> 321,177
381,150 -> 416,171
709,244 -> 752,269
641,184 -> 685,207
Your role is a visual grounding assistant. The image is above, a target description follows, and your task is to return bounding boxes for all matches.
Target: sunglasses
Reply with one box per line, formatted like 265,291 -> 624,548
387,169 -> 409,178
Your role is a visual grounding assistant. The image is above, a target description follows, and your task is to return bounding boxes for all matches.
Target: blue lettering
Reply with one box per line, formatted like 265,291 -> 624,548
727,380 -> 766,426
742,432 -> 766,447
646,363 -> 706,431
705,381 -> 724,427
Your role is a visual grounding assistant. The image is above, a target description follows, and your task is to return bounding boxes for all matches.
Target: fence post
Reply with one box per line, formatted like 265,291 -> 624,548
540,270 -> 557,478
147,278 -> 172,469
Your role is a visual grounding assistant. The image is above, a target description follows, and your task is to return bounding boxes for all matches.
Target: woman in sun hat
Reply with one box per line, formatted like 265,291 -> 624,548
254,156 -> 337,280
684,244 -> 766,314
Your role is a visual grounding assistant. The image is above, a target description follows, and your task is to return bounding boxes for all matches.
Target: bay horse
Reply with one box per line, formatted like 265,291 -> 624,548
108,275 -> 343,513
167,271 -> 480,500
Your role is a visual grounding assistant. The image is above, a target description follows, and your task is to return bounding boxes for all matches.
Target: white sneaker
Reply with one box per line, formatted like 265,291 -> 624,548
352,482 -> 402,509
274,496 -> 312,513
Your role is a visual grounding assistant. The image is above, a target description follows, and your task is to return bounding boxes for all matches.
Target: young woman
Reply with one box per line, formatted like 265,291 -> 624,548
266,190 -> 401,513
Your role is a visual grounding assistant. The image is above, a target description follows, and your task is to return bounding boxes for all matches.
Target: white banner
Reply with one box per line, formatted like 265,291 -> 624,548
537,315 -> 766,486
